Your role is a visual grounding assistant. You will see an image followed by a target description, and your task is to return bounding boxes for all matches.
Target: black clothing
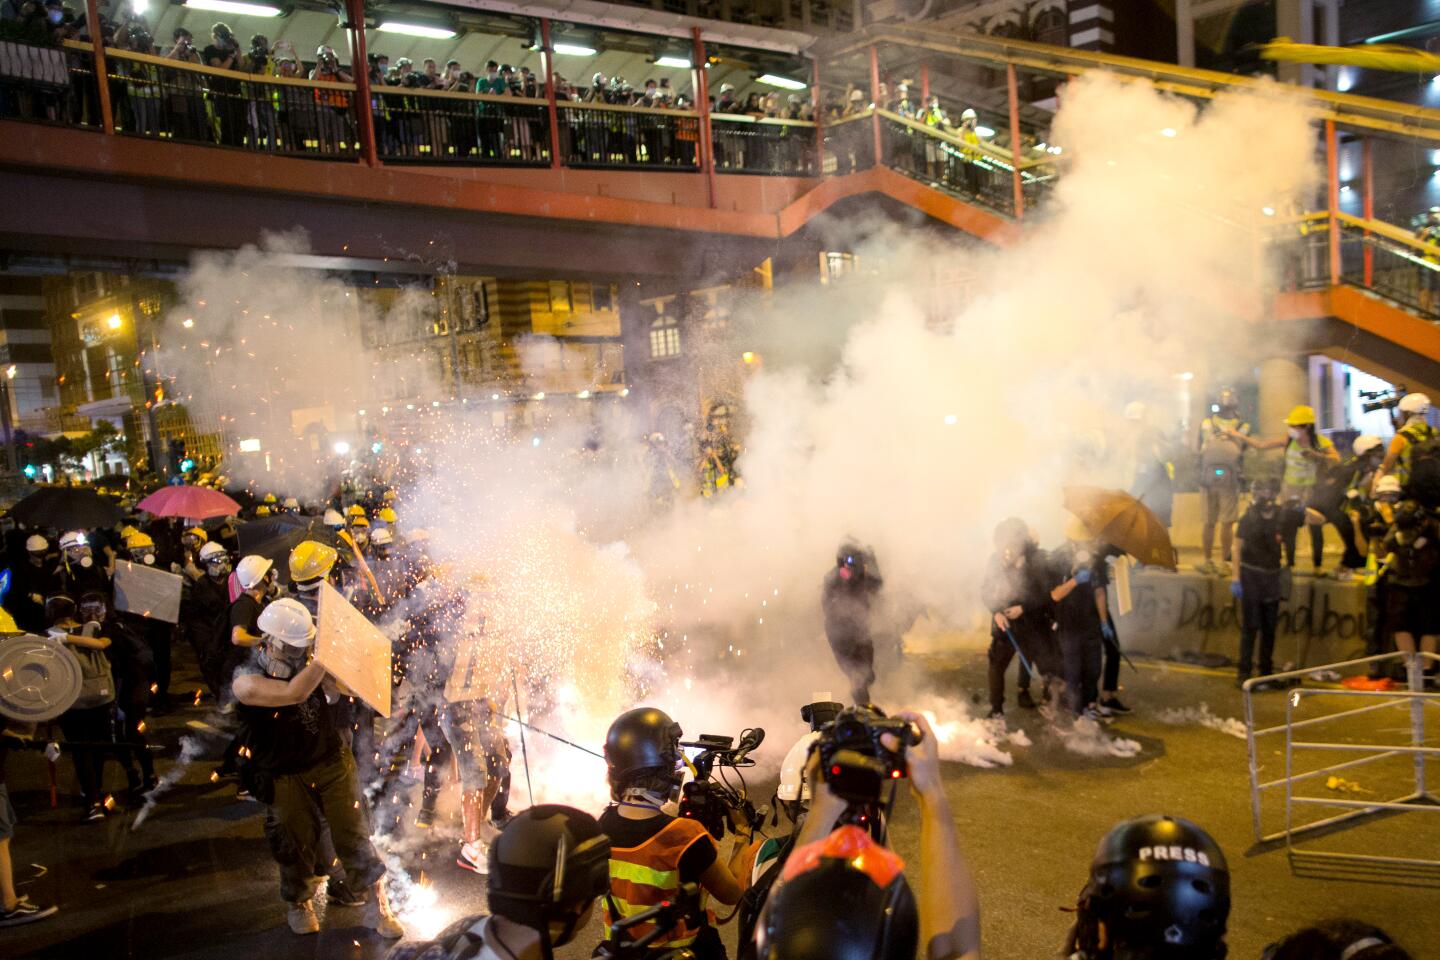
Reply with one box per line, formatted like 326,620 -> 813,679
1049,544 -> 1108,714
1238,566 -> 1282,677
229,591 -> 263,637
821,567 -> 882,704
596,808 -> 718,882
237,682 -> 339,779
8,560 -> 60,633
57,561 -> 110,599
1237,505 -> 1285,571
982,548 -> 1059,712
184,574 -> 230,695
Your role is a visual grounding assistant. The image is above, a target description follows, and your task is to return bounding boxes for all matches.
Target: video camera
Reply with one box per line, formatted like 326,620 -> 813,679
1360,386 -> 1408,415
677,727 -> 764,841
813,705 -> 922,806
595,882 -> 703,960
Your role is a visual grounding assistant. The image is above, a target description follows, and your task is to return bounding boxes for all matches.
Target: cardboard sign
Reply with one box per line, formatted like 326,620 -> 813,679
113,560 -> 184,624
316,581 -> 392,717
1113,555 -> 1134,619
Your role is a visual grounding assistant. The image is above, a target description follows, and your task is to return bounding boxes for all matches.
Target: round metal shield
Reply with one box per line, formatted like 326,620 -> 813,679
0,633 -> 85,722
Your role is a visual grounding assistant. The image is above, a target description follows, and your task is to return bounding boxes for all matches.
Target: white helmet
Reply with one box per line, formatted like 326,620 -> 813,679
1352,434 -> 1382,457
960,108 -> 977,121
283,497 -> 300,510
323,508 -> 344,528
777,731 -> 820,803
198,541 -> 228,562
59,530 -> 87,551
370,527 -> 394,546
1375,475 -> 1403,497
257,597 -> 315,647
236,555 -> 274,590
1124,401 -> 1146,422
1399,392 -> 1431,416
26,534 -> 48,552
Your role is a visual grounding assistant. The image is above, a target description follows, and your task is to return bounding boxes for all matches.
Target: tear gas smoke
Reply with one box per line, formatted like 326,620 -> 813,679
1156,704 -> 1248,739
132,733 -> 207,829
157,74 -> 1316,804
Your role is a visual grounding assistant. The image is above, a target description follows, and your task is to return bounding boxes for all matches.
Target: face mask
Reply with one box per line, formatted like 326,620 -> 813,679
296,579 -> 321,593
353,532 -> 368,546
80,605 -> 106,622
137,552 -> 155,565
207,562 -> 231,578
78,554 -> 93,569
258,640 -> 306,680
29,553 -> 44,566
1289,428 -> 1305,440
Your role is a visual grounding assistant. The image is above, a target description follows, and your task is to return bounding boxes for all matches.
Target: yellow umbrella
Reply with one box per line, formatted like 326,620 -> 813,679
1260,38 -> 1440,73
1063,486 -> 1177,570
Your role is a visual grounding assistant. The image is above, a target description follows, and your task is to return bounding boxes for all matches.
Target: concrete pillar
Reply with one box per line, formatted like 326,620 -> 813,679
1275,0 -> 1309,86
1175,0 -> 1195,68
1258,356 -> 1309,438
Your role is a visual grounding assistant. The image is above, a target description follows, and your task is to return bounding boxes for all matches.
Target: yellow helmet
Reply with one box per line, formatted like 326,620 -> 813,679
289,540 -> 339,583
382,489 -> 397,502
378,507 -> 398,524
349,516 -> 370,528
263,493 -> 278,504
255,505 -> 272,517
119,524 -> 140,539
125,531 -> 155,550
346,504 -> 367,518
183,526 -> 208,543
1284,405 -> 1316,427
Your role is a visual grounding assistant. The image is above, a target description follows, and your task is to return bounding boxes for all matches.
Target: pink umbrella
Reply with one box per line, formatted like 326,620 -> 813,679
136,485 -> 243,520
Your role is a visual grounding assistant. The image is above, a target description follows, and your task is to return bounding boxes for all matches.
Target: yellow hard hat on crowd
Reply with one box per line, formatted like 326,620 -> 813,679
119,524 -> 140,540
346,504 -> 367,519
255,504 -> 272,517
349,516 -> 370,528
183,526 -> 208,543
382,489 -> 397,502
289,540 -> 339,583
1284,405 -> 1316,427
263,493 -> 278,504
125,531 -> 155,550
378,507 -> 398,524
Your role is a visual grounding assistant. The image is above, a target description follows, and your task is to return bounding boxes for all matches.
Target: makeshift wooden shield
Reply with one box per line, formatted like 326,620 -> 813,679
113,560 -> 184,624
316,581 -> 392,717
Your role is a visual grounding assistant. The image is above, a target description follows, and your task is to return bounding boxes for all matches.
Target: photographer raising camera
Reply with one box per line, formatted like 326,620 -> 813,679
600,708 -> 754,960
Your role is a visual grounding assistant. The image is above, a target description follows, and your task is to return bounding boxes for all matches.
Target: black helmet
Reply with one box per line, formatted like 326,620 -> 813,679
757,826 -> 917,960
836,541 -> 871,571
1070,815 -> 1229,960
605,707 -> 683,791
1252,476 -> 1280,499
1392,499 -> 1425,528
487,804 -> 610,950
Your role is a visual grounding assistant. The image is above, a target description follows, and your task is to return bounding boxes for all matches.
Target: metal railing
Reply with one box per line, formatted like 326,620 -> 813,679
711,114 -> 817,176
876,110 -> 1025,215
1244,652 -> 1439,871
103,47 -> 358,156
557,102 -> 700,170
1336,212 -> 1440,321
822,110 -> 875,175
374,86 -> 549,164
0,39 -> 99,128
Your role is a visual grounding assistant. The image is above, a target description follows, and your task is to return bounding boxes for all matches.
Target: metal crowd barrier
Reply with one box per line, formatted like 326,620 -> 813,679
1243,652 -> 1439,871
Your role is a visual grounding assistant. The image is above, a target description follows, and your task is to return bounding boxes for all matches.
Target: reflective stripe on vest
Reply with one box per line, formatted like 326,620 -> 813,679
1283,438 -> 1331,488
604,818 -> 712,948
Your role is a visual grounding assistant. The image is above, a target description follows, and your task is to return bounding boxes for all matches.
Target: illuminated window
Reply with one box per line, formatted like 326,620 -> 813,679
549,281 -> 573,315
650,315 -> 681,358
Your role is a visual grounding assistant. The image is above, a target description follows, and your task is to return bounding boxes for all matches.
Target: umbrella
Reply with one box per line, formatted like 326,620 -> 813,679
237,516 -> 352,580
137,485 -> 242,520
11,487 -> 123,531
1063,486 -> 1177,570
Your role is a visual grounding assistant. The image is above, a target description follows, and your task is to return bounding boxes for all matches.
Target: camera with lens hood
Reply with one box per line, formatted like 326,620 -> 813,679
814,705 -> 923,805
677,728 -> 764,840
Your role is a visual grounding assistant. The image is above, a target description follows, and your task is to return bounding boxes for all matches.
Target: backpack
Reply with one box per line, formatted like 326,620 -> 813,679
1406,426 -> 1440,508
71,643 -> 115,709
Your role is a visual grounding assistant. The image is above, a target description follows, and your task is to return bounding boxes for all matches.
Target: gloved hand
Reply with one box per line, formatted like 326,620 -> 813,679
1100,622 -> 1116,643
1230,580 -> 1242,599
1074,568 -> 1092,585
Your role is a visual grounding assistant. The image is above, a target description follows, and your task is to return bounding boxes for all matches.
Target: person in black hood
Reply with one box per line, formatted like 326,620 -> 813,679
980,518 -> 1060,718
821,542 -> 884,705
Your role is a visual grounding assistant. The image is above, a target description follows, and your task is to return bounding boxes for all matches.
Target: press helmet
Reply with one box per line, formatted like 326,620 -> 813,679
757,825 -> 918,960
604,707 -> 683,797
1067,814 -> 1230,960
486,805 -> 611,954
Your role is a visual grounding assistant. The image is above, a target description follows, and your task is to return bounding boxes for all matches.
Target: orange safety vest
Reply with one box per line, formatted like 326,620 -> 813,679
604,817 -> 715,948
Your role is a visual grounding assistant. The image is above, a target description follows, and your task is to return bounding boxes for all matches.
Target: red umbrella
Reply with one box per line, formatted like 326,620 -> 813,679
136,485 -> 243,520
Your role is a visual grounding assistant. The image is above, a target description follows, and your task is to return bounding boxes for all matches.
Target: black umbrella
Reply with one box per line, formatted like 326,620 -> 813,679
11,487 -> 123,531
237,516 -> 352,582
224,488 -> 258,511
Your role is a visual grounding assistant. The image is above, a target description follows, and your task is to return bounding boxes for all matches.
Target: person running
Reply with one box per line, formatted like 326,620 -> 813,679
821,542 -> 884,705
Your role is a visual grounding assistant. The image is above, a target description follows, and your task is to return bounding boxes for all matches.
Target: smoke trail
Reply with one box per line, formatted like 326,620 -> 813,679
131,733 -> 208,829
1155,704 -> 1248,739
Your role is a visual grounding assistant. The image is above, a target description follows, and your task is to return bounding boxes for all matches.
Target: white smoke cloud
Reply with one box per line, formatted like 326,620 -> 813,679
156,74 -> 1317,800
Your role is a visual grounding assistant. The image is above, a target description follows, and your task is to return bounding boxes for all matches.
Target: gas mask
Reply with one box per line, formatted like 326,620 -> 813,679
351,530 -> 369,547
372,545 -> 390,561
79,601 -> 107,624
294,577 -> 322,595
133,549 -> 156,566
257,638 -> 308,680
205,559 -> 231,579
66,547 -> 93,569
